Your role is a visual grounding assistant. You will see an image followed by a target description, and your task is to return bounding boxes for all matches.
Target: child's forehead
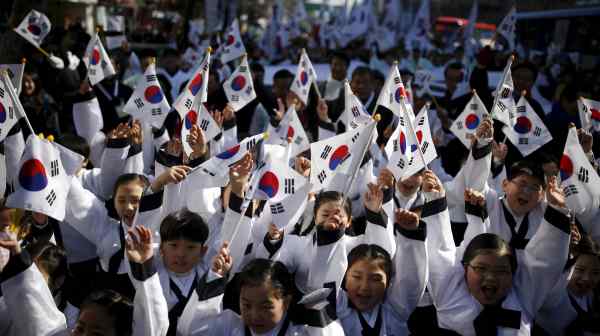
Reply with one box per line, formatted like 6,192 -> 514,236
317,200 -> 345,211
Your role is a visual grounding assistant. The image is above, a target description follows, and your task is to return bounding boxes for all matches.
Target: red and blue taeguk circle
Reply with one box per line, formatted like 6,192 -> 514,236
399,131 -> 407,154
258,171 -> 279,198
559,154 -> 573,181
329,145 -> 350,170
144,85 -> 163,104
19,159 -> 48,192
465,114 -> 480,130
300,71 -> 309,86
185,110 -> 197,130
395,87 -> 406,103
410,130 -> 423,152
27,24 -> 41,36
90,48 -> 101,65
286,126 -> 295,139
216,144 -> 240,159
231,75 -> 246,91
591,108 -> 600,122
513,116 -> 532,134
226,34 -> 235,46
189,73 -> 203,95
0,102 -> 6,123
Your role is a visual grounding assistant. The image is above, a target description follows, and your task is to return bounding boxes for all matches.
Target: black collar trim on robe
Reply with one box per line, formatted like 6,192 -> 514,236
473,301 -> 521,335
167,273 -> 199,336
347,296 -> 383,336
107,224 -> 126,274
314,225 -> 345,246
194,272 -> 226,301
263,231 -> 284,258
566,293 -> 600,334
500,201 -> 530,250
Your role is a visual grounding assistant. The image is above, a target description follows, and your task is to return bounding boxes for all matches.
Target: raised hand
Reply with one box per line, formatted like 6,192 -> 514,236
211,110 -> 224,128
421,169 -> 444,195
316,99 -> 329,123
223,104 -> 235,122
152,165 -> 192,191
129,119 -> 143,145
294,156 -> 311,178
0,230 -> 20,255
546,175 -> 567,209
577,128 -> 593,154
108,122 -> 130,140
166,137 -> 183,157
188,124 -> 207,159
474,118 -> 493,142
125,226 -> 154,264
465,188 -> 486,207
377,168 -> 395,191
492,141 -> 508,162
229,153 -> 254,196
274,98 -> 285,121
212,241 -> 232,277
394,208 -> 420,231
364,182 -> 384,212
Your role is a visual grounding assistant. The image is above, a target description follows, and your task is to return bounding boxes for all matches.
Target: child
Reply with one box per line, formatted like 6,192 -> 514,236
421,169 -> 572,335
0,225 -> 168,336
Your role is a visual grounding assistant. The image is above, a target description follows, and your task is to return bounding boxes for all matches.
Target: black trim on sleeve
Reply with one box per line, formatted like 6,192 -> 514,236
263,232 -> 284,258
187,153 -> 208,168
491,161 -> 504,178
195,273 -> 227,301
315,226 -> 345,246
139,190 -> 164,212
127,143 -> 142,158
153,126 -> 167,139
421,197 -> 448,218
544,206 -> 571,235
395,220 -> 427,241
365,209 -> 387,228
106,137 -> 130,148
129,256 -> 157,281
72,90 -> 96,103
465,202 -> 488,220
318,119 -> 337,133
244,243 -> 253,256
471,141 -> 492,160
8,119 -> 22,136
228,192 -> 244,214
155,149 -> 183,168
0,249 -> 33,283
223,117 -> 236,130
382,187 -> 393,204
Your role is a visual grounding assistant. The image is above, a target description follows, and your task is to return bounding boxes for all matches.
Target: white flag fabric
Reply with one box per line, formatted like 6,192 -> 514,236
340,1 -> 371,44
502,96 -> 552,157
6,136 -> 70,221
106,15 -> 125,32
174,49 -> 211,115
405,0 -> 431,49
464,0 -> 479,57
310,120 -> 376,192
414,69 -> 433,98
83,33 -> 116,85
343,81 -> 372,130
267,106 -> 310,157
577,97 -> 600,132
290,49 -> 318,105
221,19 -> 246,64
496,6 -> 516,51
0,148 -> 5,198
53,142 -> 85,176
180,101 -> 221,157
490,56 -> 515,126
269,182 -> 311,230
14,10 -> 51,48
560,127 -> 600,215
375,64 -> 406,117
124,63 -> 171,128
0,74 -> 19,143
0,64 -> 25,95
223,56 -> 256,111
450,91 -> 489,148
199,133 -> 267,180
246,152 -> 307,203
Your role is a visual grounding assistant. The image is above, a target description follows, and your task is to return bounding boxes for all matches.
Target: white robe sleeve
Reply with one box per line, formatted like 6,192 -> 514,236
64,176 -> 111,246
220,192 -> 255,276
4,122 -> 26,189
444,139 -> 492,208
72,95 -> 103,145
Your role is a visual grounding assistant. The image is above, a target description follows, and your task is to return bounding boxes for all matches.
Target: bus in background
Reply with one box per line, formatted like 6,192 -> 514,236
435,16 -> 497,46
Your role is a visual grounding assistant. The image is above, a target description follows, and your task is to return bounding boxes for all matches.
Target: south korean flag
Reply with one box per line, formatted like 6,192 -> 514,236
83,33 -> 116,85
247,151 -> 307,203
290,49 -> 317,105
268,182 -> 311,230
221,19 -> 246,64
223,56 -> 256,111
490,56 -> 514,126
343,81 -> 373,130
174,48 -> 210,114
577,97 -> 600,132
450,90 -> 490,148
198,132 -> 267,180
375,64 -> 406,117
560,126 -> 600,215
124,62 -> 171,128
14,10 -> 51,48
267,106 -> 310,157
310,120 -> 376,192
0,63 -> 25,95
0,74 -> 19,142
7,136 -> 70,221
496,6 -> 516,51
180,100 -> 220,157
502,95 -> 552,157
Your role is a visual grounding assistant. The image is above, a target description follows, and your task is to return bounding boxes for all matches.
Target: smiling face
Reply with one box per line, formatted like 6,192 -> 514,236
502,175 -> 544,217
240,282 -> 291,334
465,252 -> 513,305
114,181 -> 144,226
345,258 -> 388,312
315,200 -> 351,231
568,254 -> 600,297
160,239 -> 207,274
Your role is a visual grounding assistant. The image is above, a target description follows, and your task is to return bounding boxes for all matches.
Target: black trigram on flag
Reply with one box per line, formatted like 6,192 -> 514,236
496,100 -> 507,113
101,60 -> 108,69
516,105 -> 526,114
321,145 -> 332,159
396,158 -> 405,169
0,87 -> 4,98
519,138 -> 528,145
134,98 -> 144,109
46,189 -> 57,206
199,119 -> 209,131
421,141 -> 429,154
230,95 -> 239,102
239,66 -> 248,73
351,132 -> 360,143
317,170 -> 327,183
245,86 -> 253,95
146,75 -> 157,82
578,167 -> 589,183
294,136 -> 303,145
151,108 -> 162,116
455,121 -> 463,130
284,178 -> 294,194
50,159 -> 59,177
470,103 -> 478,110
201,168 -> 216,177
246,138 -> 257,150
533,127 -> 542,136
563,184 -> 578,197
270,202 -> 285,214
418,117 -> 425,127
393,77 -> 401,85
398,116 -> 405,127
501,87 -> 511,99
351,106 -> 360,117
393,139 -> 399,152
88,69 -> 96,76
184,98 -> 193,110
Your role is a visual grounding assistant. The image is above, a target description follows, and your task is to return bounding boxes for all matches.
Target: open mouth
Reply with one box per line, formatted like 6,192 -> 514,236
516,197 -> 529,206
481,285 -> 498,300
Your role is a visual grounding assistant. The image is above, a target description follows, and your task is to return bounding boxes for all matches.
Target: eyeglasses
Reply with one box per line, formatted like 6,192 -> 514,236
467,264 -> 512,278
509,180 -> 543,194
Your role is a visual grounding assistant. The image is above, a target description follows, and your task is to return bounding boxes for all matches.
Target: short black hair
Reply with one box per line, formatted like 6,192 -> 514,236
80,290 -> 133,336
160,208 -> 209,244
444,62 -> 465,77
347,244 -> 394,286
330,50 -> 350,67
462,233 -> 517,273
512,61 -> 538,82
35,243 -> 67,292
112,174 -> 150,199
56,134 -> 90,160
239,259 -> 294,299
250,61 -> 265,74
351,66 -> 372,79
273,69 -> 294,81
161,48 -> 180,58
314,191 -> 352,219
508,160 -> 546,187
